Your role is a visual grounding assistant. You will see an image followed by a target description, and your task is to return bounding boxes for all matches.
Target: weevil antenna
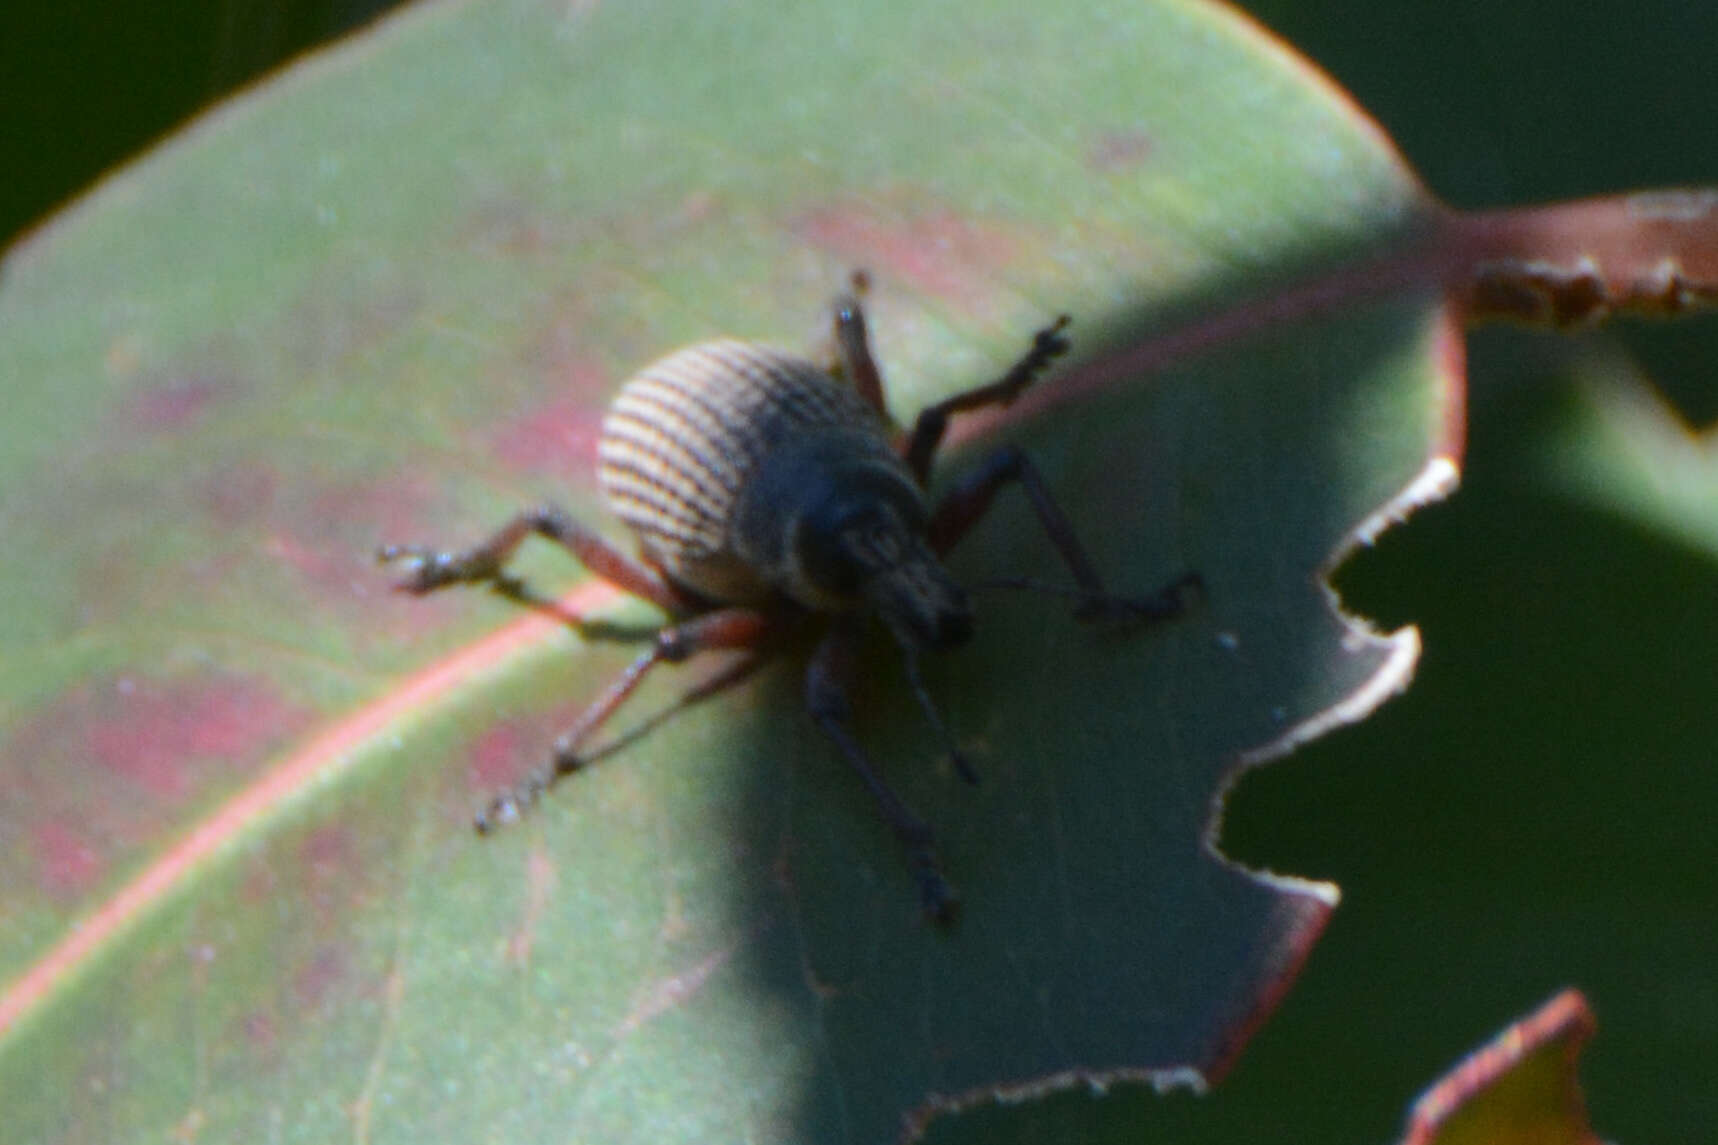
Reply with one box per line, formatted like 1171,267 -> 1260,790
901,648 -> 981,785
970,575 -> 1091,600
972,571 -> 1203,624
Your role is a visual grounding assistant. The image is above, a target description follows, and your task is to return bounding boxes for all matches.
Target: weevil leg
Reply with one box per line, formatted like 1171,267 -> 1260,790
476,606 -> 772,833
378,503 -> 690,614
829,270 -> 888,416
977,571 -> 1203,624
901,314 -> 1072,483
575,647 -> 771,763
928,443 -> 1202,624
900,649 -> 981,785
805,621 -> 958,922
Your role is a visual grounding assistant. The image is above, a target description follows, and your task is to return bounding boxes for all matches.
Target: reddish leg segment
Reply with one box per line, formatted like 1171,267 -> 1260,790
379,503 -> 689,615
830,270 -> 888,416
476,607 -> 773,833
381,505 -> 773,832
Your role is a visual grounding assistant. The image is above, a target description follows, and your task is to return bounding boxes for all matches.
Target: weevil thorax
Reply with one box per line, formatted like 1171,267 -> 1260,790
597,338 -> 973,650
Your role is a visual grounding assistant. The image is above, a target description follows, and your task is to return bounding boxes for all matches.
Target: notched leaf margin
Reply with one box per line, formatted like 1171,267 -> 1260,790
899,308 -> 1467,1143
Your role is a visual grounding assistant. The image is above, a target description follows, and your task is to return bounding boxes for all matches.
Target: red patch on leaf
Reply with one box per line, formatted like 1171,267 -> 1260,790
487,389 -> 606,477
8,673 -> 310,871
470,722 -> 529,790
293,945 -> 347,1009
240,1010 -> 279,1060
201,460 -> 278,528
240,854 -> 282,906
31,819 -> 107,900
1086,128 -> 1155,174
83,675 -> 307,800
300,823 -> 353,873
795,206 -> 1024,308
299,825 -> 358,926
127,369 -> 237,432
251,473 -> 443,618
5,674 -> 307,908
483,323 -> 614,477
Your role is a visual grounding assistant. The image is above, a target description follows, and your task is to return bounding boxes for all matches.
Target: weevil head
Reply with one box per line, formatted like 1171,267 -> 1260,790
734,429 -> 974,650
863,541 -> 975,652
794,488 -> 974,652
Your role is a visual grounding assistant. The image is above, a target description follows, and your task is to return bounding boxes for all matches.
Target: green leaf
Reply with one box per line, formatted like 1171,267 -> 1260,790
1536,345 -> 1718,559
0,0 -> 1452,1140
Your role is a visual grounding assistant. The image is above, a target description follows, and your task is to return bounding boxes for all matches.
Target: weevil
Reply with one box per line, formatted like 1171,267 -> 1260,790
380,275 -> 1199,921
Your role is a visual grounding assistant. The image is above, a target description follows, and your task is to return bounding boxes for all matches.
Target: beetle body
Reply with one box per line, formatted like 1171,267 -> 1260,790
381,280 -> 1197,920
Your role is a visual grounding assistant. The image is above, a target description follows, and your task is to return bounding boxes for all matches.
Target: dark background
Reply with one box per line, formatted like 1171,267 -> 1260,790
1,0 -> 392,249
7,2 -> 1715,1141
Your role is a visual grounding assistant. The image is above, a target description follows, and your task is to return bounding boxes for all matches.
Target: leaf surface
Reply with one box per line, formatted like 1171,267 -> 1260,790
0,0 -> 1451,1140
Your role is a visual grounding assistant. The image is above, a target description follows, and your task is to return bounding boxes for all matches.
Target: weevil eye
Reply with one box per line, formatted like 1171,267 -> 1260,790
795,498 -> 891,600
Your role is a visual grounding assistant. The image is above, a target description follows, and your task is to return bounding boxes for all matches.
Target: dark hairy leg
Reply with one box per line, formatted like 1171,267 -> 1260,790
805,621 -> 958,922
476,607 -> 773,832
930,443 -> 1203,624
900,314 -> 1072,483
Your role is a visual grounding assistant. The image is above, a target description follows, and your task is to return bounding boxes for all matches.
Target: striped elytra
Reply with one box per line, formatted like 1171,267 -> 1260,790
597,338 -> 922,606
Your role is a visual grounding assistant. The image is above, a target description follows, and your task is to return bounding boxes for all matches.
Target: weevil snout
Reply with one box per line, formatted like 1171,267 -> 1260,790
861,548 -> 974,652
789,487 -> 972,651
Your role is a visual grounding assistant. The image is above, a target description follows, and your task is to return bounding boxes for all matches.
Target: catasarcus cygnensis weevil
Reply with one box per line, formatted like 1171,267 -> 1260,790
380,274 -> 1199,921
